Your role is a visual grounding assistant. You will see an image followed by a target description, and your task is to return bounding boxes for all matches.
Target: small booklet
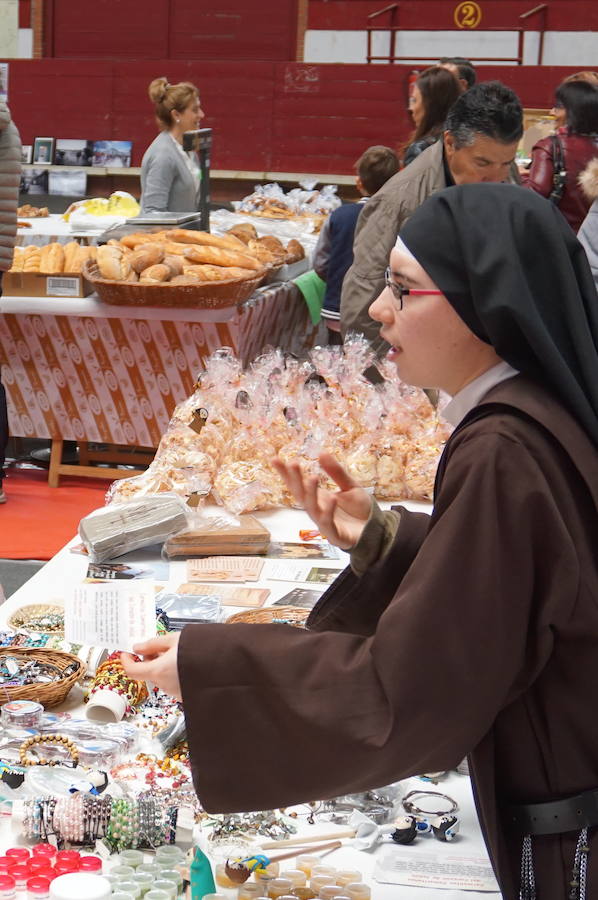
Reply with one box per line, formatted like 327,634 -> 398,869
273,588 -> 323,609
64,582 -> 156,652
267,562 -> 343,584
266,541 -> 339,560
176,583 -> 269,608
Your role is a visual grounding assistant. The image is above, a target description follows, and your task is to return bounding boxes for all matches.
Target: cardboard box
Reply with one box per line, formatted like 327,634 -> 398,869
3,271 -> 93,298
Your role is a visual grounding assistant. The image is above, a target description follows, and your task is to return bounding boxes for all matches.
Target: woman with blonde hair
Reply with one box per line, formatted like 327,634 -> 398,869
140,77 -> 204,213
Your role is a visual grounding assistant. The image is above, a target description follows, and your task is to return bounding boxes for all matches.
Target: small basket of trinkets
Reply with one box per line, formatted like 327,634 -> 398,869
0,648 -> 85,708
226,606 -> 310,628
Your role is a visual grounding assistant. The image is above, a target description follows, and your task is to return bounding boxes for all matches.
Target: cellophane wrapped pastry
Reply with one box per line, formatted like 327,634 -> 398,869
107,337 -> 453,514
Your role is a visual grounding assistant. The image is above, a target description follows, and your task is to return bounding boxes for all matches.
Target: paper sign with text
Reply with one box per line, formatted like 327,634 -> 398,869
65,583 -> 156,652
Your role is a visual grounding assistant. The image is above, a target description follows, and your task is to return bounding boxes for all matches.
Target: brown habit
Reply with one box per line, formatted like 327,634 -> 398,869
178,375 -> 598,900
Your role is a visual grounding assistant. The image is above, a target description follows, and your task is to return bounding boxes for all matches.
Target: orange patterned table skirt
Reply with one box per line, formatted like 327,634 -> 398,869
0,284 -> 323,444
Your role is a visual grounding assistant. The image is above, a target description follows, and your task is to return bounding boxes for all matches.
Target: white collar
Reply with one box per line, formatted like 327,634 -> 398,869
443,361 -> 519,427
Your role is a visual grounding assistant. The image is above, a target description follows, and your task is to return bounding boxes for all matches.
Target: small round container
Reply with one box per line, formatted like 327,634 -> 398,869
254,862 -> 279,885
295,857 -> 320,879
135,865 -> 161,878
154,846 -> 183,863
238,885 -> 263,900
111,895 -> 137,900
0,873 -> 15,899
119,851 -> 143,870
311,867 -> 336,879
79,858 -> 102,874
344,885 -> 371,900
49,873 -> 112,900
268,878 -> 293,899
27,876 -> 50,898
200,895 -> 226,900
151,884 -> 176,900
9,865 -> 29,890
289,889 -> 316,900
156,870 -> 182,891
214,863 -> 236,890
280,871 -> 306,890
77,739 -> 121,769
54,853 -> 80,867
85,689 -> 127,724
335,872 -> 361,889
309,877 -> 334,895
109,866 -> 135,879
0,859 -> 17,874
28,859 -> 53,875
54,863 -> 79,877
144,893 -> 171,900
117,883 -> 141,899
6,849 -> 30,862
319,887 -> 343,900
1,700 -> 43,729
32,847 -> 56,861
130,872 -> 153,895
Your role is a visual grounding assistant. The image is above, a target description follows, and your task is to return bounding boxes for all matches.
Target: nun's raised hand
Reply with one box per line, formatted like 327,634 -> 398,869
121,633 -> 182,701
272,451 -> 373,550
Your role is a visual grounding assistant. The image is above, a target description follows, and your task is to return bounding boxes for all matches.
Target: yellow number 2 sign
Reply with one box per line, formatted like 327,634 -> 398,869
454,1 -> 482,28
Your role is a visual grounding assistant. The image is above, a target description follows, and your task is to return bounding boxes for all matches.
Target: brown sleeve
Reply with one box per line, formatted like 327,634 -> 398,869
526,140 -> 554,199
349,500 -> 402,576
178,424 -> 577,813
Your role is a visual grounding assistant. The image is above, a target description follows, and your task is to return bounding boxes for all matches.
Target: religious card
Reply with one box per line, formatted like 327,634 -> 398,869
266,541 -> 339,560
273,588 -> 322,609
305,566 -> 343,584
176,583 -> 269,608
186,556 -> 265,582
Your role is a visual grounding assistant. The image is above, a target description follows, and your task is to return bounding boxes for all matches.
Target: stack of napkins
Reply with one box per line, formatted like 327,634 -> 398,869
79,496 -> 190,562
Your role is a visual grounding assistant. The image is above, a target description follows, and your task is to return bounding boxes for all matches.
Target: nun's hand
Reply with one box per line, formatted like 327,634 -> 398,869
272,451 -> 373,550
121,633 -> 182,701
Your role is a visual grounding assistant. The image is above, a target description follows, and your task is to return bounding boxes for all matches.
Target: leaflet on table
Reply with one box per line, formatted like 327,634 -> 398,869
64,582 -> 156,652
373,850 -> 500,892
267,562 -> 343,583
273,588 -> 323,609
266,541 -> 339,560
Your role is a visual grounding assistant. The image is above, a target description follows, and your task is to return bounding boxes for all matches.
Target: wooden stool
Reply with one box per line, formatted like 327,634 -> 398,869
48,440 -> 156,487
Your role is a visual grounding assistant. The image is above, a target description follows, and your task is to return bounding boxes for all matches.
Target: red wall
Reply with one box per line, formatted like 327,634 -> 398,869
3,59 -> 588,175
43,0 -> 300,60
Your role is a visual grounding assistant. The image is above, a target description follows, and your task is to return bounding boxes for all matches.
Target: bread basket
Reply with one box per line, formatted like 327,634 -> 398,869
0,649 -> 86,707
83,260 -> 267,309
226,606 -> 310,628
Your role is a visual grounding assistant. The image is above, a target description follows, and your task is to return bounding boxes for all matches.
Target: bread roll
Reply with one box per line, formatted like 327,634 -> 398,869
130,243 -> 165,273
258,235 -> 285,255
120,232 -> 161,250
63,241 -> 81,273
139,263 -> 172,283
226,223 -> 257,244
162,254 -> 184,276
40,242 -> 65,274
247,240 -> 278,264
97,244 -> 132,281
75,245 -> 96,273
285,239 -> 305,262
170,274 -> 202,285
183,264 -> 256,281
183,244 -> 262,270
167,229 -> 247,251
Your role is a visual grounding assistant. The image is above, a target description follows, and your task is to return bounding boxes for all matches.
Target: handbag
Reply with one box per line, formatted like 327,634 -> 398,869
548,134 -> 567,204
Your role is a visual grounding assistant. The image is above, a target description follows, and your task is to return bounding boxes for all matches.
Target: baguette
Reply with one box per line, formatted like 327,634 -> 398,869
63,241 -> 81,274
139,263 -> 172,283
226,223 -> 257,244
120,232 -> 161,250
97,244 -> 132,281
162,254 -> 184,276
183,264 -> 256,281
183,244 -> 263,270
169,274 -> 202,285
130,243 -> 165,274
166,229 -> 247,252
40,242 -> 65,274
23,246 -> 41,273
10,247 -> 25,272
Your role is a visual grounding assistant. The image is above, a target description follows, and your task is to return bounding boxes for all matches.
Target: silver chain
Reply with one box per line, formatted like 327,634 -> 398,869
520,834 -> 537,900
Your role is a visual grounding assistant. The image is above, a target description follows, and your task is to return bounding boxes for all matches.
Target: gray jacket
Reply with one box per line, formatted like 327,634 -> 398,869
0,102 -> 22,273
577,157 -> 598,293
340,139 -> 447,350
140,130 -> 199,214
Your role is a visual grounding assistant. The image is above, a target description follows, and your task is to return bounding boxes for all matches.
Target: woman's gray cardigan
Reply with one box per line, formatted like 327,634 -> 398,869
140,131 -> 198,214
0,102 -> 22,273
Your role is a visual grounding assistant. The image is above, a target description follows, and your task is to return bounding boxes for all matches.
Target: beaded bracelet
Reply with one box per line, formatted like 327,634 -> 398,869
87,652 -> 148,716
19,734 -> 79,767
402,790 -> 459,817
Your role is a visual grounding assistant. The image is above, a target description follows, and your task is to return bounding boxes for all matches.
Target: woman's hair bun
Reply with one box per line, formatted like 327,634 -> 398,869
149,76 -> 169,104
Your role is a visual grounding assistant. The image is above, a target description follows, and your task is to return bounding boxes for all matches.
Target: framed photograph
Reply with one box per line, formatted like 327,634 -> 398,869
21,145 -> 32,165
92,140 -> 132,168
48,169 -> 87,197
19,168 -> 49,195
55,139 -> 94,167
33,137 -> 55,165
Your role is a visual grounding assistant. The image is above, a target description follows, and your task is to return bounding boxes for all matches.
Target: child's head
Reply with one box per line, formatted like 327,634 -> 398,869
355,145 -> 400,196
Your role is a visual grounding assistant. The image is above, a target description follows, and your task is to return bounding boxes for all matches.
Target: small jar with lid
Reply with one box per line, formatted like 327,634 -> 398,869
238,884 -> 263,900
311,866 -> 335,879
6,849 -> 30,863
144,892 -> 171,900
9,865 -> 29,890
318,887 -> 343,900
268,878 -> 293,899
116,883 -> 141,899
130,872 -> 154,895
0,860 -> 17,875
254,862 -> 279,886
295,857 -> 320,879
309,876 -> 334,895
214,863 -> 236,890
201,895 -> 226,900
79,858 -> 102,875
32,847 -> 56,863
0,874 -> 15,900
55,853 -> 79,868
345,884 -> 371,900
154,846 -> 183,867
27,876 -> 51,899
119,851 -> 143,870
280,871 -> 306,890
49,874 -> 112,900
136,865 -> 161,878
290,888 -> 316,900
1,700 -> 43,729
335,872 -> 361,889
110,865 -> 135,879
151,883 -> 177,900
111,895 -> 137,900
156,869 -> 182,892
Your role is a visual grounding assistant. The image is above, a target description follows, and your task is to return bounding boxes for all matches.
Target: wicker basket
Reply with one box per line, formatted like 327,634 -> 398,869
0,649 -> 86,708
226,606 -> 310,628
83,260 -> 267,309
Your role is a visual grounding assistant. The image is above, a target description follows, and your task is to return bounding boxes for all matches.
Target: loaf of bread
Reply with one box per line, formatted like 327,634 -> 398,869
139,263 -> 172,283
162,254 -> 184,276
23,246 -> 41,273
97,245 -> 132,281
226,223 -> 258,244
130,243 -> 165,274
285,239 -> 305,263
169,274 -> 202,285
183,244 -> 262,270
40,242 -> 65,275
166,229 -> 247,252
63,241 -> 81,273
75,245 -> 97,273
10,247 -> 25,272
258,235 -> 285,255
120,232 -> 160,250
183,264 -> 256,281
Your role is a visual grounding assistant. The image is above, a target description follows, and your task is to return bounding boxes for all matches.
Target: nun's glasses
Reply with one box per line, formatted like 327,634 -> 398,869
384,267 -> 444,310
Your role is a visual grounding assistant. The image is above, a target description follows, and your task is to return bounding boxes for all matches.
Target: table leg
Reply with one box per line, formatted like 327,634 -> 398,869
48,439 -> 63,488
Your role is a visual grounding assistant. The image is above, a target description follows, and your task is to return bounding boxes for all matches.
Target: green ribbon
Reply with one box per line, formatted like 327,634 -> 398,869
190,845 -> 216,899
